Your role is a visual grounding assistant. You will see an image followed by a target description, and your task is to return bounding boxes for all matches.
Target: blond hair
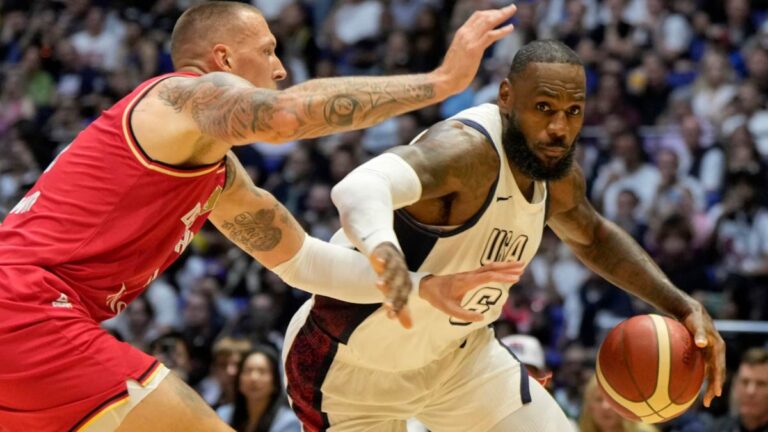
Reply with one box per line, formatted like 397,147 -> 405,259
579,375 -> 660,432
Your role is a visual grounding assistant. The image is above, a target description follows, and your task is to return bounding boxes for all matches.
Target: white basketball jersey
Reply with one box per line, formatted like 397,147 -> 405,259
312,104 -> 547,371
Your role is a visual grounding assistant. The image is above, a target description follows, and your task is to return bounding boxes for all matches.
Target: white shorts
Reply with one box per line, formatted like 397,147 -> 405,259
284,304 -> 533,432
80,365 -> 171,432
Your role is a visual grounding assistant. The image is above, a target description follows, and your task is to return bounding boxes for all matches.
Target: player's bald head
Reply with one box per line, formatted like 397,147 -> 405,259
171,1 -> 265,68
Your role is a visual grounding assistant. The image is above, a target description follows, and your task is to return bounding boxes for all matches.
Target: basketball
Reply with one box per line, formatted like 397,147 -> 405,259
596,314 -> 705,424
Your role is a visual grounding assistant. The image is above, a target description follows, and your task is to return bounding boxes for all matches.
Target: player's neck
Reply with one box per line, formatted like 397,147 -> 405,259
175,61 -> 209,76
509,163 -> 535,202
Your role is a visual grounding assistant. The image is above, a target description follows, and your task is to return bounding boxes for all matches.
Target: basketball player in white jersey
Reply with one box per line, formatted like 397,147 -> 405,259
282,40 -> 726,432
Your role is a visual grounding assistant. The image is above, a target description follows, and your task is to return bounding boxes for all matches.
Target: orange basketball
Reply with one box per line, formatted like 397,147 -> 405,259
596,314 -> 706,424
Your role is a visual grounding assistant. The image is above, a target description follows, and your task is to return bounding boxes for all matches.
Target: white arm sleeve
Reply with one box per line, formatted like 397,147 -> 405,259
330,153 -> 422,254
270,234 -> 429,304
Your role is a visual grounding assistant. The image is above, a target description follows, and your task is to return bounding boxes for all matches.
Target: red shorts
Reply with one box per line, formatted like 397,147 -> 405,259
0,266 -> 158,432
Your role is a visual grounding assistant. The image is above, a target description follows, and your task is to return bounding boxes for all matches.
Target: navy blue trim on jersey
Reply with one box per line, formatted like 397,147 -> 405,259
394,212 -> 439,271
393,118 -> 501,240
496,337 -> 533,404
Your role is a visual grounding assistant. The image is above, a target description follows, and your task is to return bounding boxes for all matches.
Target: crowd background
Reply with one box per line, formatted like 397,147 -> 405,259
1,0 -> 768,431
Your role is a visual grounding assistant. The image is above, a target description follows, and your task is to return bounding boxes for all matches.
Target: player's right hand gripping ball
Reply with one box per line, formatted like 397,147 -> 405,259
596,314 -> 706,424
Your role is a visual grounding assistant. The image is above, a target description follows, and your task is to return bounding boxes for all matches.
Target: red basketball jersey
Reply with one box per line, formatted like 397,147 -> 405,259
0,72 -> 227,321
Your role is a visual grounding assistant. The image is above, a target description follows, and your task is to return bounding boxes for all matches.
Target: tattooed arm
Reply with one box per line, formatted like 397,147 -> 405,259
547,164 -> 725,406
155,71 -> 440,145
131,6 -> 516,165
208,152 -> 304,268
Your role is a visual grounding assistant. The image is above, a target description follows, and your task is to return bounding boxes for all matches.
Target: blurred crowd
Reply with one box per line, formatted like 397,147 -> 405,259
2,0 -> 768,431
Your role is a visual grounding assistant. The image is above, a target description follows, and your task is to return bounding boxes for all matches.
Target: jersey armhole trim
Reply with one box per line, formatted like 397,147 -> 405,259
394,118 -> 501,239
122,73 -> 223,178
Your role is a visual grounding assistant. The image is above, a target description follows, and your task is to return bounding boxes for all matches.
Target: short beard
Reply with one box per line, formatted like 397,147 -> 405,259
502,113 -> 576,181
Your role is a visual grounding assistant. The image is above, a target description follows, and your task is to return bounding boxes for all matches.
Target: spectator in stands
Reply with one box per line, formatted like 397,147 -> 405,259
219,345 -> 300,432
591,0 -> 638,62
199,337 -> 252,410
628,52 -> 672,126
69,7 -> 124,72
636,0 -> 692,61
554,343 -> 594,420
182,288 -> 225,384
723,124 -> 765,181
611,188 -> 647,243
712,347 -> 768,432
579,374 -> 659,432
651,214 -> 713,295
592,130 -> 660,222
676,114 -> 725,204
0,69 -> 35,136
120,295 -> 162,353
647,148 -> 705,232
584,72 -> 640,127
692,49 -> 738,127
501,334 -> 553,389
744,44 -> 768,94
150,331 -> 193,383
710,171 -> 768,320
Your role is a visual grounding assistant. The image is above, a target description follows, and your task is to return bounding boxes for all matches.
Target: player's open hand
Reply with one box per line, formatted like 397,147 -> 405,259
437,4 -> 517,94
419,261 -> 525,323
370,242 -> 413,329
680,300 -> 726,407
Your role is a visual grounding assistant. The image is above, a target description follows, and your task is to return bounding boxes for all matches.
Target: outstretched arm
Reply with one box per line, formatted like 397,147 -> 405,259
546,164 -> 725,407
156,5 -> 516,146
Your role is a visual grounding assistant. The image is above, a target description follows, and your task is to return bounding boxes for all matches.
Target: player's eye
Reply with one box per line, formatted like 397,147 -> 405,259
568,106 -> 582,116
536,103 -> 550,112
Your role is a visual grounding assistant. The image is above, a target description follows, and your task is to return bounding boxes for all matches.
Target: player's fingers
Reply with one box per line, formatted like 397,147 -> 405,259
484,24 -> 515,43
484,3 -> 517,28
703,367 -> 717,407
703,386 -> 713,407
440,300 -> 483,322
477,261 -> 525,273
376,279 -> 390,295
384,303 -> 396,319
470,271 -> 520,287
397,306 -> 413,329
713,337 -> 726,397
369,252 -> 386,275
695,325 -> 708,348
684,312 -> 708,348
386,278 -> 410,311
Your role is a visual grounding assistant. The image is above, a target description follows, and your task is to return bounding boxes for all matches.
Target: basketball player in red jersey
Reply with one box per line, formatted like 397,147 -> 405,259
0,3 -> 523,431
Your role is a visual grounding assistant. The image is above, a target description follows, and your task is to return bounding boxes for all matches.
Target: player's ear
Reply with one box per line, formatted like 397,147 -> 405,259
212,44 -> 233,72
497,78 -> 513,114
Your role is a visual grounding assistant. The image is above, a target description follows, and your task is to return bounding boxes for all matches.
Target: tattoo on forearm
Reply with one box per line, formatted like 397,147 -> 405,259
158,72 -> 437,142
220,206 -> 282,253
323,95 -> 360,127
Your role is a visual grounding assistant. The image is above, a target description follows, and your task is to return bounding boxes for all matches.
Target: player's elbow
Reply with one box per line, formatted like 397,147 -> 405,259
330,178 -> 356,212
